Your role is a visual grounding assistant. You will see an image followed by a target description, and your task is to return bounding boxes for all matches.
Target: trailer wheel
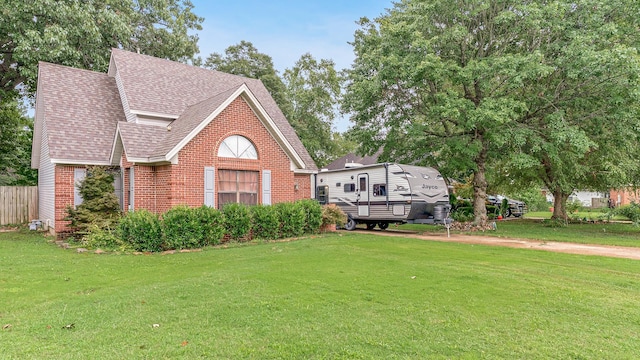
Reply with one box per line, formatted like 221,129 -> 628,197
366,223 -> 376,230
378,222 -> 389,230
345,217 -> 357,231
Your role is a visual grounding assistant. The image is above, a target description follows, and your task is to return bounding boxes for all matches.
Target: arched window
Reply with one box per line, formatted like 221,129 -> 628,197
218,135 -> 258,159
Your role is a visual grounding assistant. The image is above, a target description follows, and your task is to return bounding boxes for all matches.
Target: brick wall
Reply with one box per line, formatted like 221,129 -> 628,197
54,165 -> 76,234
123,95 -> 311,213
610,189 -> 640,207
54,96 -> 313,234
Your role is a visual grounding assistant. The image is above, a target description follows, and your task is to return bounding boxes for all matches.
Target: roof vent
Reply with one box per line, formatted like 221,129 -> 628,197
345,162 -> 363,168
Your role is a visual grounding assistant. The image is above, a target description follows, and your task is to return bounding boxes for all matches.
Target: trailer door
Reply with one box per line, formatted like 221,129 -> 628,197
357,173 -> 370,217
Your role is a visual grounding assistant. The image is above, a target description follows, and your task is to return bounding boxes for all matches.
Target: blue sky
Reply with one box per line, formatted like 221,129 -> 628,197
190,0 -> 392,73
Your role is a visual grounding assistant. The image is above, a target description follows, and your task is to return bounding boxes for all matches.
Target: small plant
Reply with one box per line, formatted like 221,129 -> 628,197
83,225 -> 129,251
222,203 -> 252,241
500,198 -> 509,217
119,209 -> 163,252
321,204 -> 347,228
566,200 -> 583,215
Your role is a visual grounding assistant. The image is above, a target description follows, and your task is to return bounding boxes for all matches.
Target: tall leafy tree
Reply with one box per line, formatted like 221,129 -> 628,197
0,0 -> 203,101
0,99 -> 37,185
283,53 -> 344,167
343,0 -> 640,225
203,41 -> 292,119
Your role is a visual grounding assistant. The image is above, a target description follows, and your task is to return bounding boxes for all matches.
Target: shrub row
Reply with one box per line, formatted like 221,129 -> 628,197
84,200 -> 339,252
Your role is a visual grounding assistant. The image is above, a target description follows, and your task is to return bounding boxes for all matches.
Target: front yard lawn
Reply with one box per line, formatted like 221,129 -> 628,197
2,230 -> 640,358
401,219 -> 640,247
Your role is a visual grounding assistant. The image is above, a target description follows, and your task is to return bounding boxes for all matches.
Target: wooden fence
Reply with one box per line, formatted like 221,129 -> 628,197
0,186 -> 38,226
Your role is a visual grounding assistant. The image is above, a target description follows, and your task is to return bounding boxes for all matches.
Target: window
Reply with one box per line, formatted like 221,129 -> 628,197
74,168 -> 86,207
218,135 -> 258,159
317,186 -> 329,205
218,170 -> 259,207
344,183 -> 355,192
359,177 -> 367,192
373,184 -> 387,197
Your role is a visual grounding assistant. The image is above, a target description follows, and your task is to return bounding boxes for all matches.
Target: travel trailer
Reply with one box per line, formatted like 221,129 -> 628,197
314,163 -> 451,230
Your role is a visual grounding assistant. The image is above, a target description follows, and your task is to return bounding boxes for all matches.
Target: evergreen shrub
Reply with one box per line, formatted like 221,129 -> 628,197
250,205 -> 280,240
119,209 -> 163,252
222,203 -> 252,240
296,199 -> 323,234
64,166 -> 121,238
195,205 -> 226,245
276,202 -> 305,238
162,206 -> 204,250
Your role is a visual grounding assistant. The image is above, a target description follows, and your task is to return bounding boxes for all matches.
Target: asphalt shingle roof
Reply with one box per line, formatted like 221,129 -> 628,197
110,49 -> 317,169
38,62 -> 123,164
37,49 -> 317,170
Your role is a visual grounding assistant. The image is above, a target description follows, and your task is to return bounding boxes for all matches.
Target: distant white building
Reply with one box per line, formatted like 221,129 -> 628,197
545,191 -> 608,207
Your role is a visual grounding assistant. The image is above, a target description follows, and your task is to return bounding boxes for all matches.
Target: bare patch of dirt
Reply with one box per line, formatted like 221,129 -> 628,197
353,230 -> 640,260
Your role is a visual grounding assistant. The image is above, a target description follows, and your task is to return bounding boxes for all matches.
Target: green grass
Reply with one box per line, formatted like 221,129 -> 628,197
486,220 -> 640,247
524,210 -> 628,221
400,219 -> 640,247
2,230 -> 640,358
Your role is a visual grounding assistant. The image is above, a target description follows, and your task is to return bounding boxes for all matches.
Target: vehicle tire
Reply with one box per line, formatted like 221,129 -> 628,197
366,223 -> 376,230
378,222 -> 389,230
345,217 -> 357,231
503,208 -> 512,218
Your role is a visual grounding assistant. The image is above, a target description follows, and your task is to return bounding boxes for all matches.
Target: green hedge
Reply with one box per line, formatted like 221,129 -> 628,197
222,203 -> 252,240
276,202 -> 305,238
251,205 -> 280,240
119,209 -> 163,252
296,199 -> 323,234
90,199 -> 324,252
161,206 -> 225,249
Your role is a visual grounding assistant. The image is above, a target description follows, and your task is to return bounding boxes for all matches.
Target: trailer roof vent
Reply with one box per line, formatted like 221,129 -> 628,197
344,162 -> 363,168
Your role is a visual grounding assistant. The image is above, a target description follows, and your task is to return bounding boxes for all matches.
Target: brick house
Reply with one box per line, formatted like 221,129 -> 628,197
31,49 -> 317,234
610,188 -> 640,207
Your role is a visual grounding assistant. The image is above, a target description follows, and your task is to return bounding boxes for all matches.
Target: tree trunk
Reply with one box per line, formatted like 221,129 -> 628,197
551,189 -> 569,220
472,169 -> 488,226
472,140 -> 489,227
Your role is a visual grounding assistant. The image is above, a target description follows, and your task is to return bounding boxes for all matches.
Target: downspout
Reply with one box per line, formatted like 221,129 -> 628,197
384,163 -> 389,209
153,166 -> 157,212
313,173 -> 317,199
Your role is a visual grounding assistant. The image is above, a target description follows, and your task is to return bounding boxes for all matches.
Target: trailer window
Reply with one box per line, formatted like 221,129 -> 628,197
317,185 -> 328,205
373,184 -> 387,197
344,183 -> 355,192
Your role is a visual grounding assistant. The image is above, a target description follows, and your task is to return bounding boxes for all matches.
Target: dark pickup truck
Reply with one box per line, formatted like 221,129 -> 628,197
487,195 -> 527,218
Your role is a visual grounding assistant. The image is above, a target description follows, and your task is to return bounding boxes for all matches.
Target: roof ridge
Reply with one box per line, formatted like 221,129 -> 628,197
110,48 -> 258,82
38,61 -> 109,77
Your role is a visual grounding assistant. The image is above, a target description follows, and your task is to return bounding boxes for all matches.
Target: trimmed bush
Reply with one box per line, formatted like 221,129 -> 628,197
276,202 -> 305,238
222,203 -> 252,241
195,205 -> 226,245
162,206 -> 204,250
296,199 -> 323,234
250,205 -> 280,240
119,209 -> 163,252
